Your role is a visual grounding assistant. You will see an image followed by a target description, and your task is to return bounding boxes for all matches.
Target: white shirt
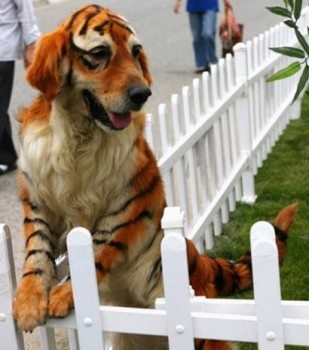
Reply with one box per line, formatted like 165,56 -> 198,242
0,0 -> 41,61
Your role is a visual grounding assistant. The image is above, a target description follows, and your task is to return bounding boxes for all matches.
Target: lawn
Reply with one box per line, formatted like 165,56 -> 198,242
207,95 -> 309,350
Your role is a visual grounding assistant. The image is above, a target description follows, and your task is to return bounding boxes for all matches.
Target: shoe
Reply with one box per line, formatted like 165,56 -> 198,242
0,164 -> 17,176
194,66 -> 210,74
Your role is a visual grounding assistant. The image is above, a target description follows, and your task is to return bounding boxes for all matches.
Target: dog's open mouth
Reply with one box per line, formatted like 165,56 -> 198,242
83,90 -> 131,130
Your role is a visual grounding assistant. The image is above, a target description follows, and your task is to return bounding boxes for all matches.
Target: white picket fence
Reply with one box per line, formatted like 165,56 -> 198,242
145,7 -> 308,251
1,7 -> 309,350
1,211 -> 309,350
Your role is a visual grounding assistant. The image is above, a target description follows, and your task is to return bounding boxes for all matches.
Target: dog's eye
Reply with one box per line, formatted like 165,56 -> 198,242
89,46 -> 111,60
132,44 -> 142,58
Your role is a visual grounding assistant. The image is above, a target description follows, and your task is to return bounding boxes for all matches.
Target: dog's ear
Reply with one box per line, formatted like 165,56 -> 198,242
26,29 -> 67,101
138,50 -> 152,86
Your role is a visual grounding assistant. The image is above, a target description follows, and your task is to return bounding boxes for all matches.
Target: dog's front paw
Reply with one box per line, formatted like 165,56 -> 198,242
14,278 -> 48,332
48,281 -> 74,318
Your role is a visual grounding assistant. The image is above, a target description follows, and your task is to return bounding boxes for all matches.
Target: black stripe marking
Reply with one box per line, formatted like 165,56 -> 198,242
213,258 -> 225,292
188,252 -> 199,275
108,240 -> 127,251
128,161 -> 151,186
148,256 -> 162,284
93,238 -> 107,246
24,217 -> 51,231
22,269 -> 44,278
93,20 -> 110,33
105,176 -> 161,217
25,230 -> 54,251
26,249 -> 55,267
95,262 -> 109,274
94,210 -> 152,236
273,225 -> 288,243
79,10 -> 100,35
66,65 -> 73,86
66,5 -> 102,30
236,250 -> 252,271
70,33 -> 88,54
140,224 -> 161,255
196,339 -> 206,350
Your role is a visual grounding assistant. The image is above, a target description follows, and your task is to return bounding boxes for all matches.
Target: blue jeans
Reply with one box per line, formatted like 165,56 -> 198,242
188,11 -> 218,68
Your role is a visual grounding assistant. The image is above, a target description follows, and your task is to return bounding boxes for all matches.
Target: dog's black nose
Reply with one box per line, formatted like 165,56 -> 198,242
128,86 -> 152,105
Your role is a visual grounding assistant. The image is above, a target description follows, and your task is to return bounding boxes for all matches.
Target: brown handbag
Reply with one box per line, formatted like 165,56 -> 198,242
219,7 -> 244,57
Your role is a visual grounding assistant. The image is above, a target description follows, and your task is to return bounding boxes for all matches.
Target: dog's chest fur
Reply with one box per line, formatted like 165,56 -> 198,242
19,106 -> 138,239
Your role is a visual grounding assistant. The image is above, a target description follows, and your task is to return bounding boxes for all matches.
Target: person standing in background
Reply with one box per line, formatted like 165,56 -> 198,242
174,0 -> 231,73
0,0 -> 40,176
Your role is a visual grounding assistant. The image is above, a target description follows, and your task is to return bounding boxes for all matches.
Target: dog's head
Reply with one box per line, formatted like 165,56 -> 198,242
27,5 -> 152,132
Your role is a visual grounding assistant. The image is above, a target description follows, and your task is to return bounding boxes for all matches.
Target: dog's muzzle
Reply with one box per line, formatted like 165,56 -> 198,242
83,87 -> 151,131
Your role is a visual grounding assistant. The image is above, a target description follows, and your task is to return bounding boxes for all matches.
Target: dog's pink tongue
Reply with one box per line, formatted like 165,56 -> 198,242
107,111 -> 131,129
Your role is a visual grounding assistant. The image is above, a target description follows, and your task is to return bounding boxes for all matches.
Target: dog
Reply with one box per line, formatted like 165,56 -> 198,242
13,5 -> 297,350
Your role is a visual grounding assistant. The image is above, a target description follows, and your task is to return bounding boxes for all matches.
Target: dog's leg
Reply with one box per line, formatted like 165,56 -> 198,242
14,182 -> 56,331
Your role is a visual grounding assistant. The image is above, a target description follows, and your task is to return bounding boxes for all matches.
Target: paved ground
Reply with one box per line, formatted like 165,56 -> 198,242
0,0 -> 284,348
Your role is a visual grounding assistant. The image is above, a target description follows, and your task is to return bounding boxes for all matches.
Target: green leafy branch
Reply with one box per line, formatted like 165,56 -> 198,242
266,0 -> 309,103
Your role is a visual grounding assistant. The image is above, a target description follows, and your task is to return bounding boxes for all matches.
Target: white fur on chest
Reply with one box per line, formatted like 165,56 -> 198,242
19,107 -> 138,230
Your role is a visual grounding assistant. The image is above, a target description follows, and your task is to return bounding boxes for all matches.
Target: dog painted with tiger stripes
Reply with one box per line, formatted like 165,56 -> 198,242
13,4 -> 297,350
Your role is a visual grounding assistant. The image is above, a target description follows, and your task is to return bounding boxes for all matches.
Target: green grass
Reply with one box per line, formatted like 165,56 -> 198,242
207,95 -> 309,350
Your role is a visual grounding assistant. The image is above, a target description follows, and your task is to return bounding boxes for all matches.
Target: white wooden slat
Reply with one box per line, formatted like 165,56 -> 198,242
192,78 -> 201,123
201,71 -> 211,117
0,225 -> 25,350
182,87 -> 199,222
210,66 -> 224,189
159,103 -> 175,206
225,54 -> 240,210
259,33 -> 267,162
251,222 -> 284,349
204,225 -> 214,250
67,228 -> 105,350
253,36 -> 263,170
192,78 -> 209,213
234,43 -> 257,204
171,94 -> 189,220
161,207 -> 194,350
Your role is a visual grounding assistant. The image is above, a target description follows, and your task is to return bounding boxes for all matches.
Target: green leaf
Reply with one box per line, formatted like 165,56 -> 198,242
267,61 -> 301,82
269,46 -> 305,58
294,0 -> 302,20
294,28 -> 309,55
266,6 -> 291,17
284,19 -> 297,28
292,65 -> 309,103
287,0 -> 294,8
283,0 -> 293,7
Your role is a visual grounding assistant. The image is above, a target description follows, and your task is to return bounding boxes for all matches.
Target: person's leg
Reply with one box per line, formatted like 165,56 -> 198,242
188,12 -> 207,69
0,61 -> 18,168
201,11 -> 218,67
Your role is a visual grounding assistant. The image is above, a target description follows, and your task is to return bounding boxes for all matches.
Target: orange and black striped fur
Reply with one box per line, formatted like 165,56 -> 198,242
13,5 -> 297,350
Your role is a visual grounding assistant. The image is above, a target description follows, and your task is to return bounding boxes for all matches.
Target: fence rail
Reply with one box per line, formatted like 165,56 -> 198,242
1,7 -> 309,350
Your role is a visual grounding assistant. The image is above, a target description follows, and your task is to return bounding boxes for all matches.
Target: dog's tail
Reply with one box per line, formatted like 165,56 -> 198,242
187,203 -> 297,298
